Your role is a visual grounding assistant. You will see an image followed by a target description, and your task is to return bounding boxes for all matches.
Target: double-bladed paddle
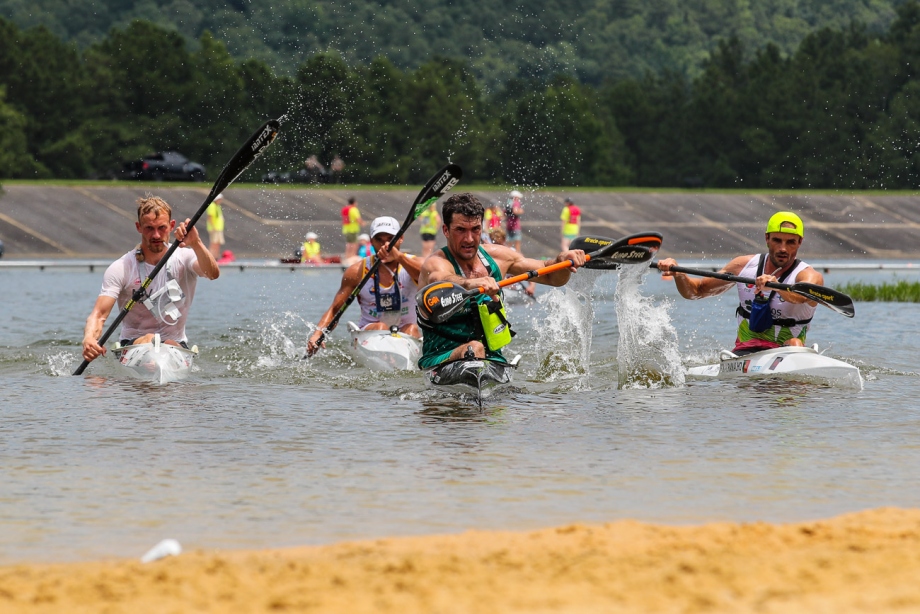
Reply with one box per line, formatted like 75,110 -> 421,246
417,239 -> 654,324
308,164 -> 462,353
73,118 -> 283,376
648,261 -> 856,317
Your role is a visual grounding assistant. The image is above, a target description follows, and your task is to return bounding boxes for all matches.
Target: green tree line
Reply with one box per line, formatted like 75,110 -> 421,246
0,0 -> 905,86
5,4 -> 920,188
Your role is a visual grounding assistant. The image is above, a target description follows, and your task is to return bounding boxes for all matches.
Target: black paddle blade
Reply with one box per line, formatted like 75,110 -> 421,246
416,281 -> 475,324
408,163 -> 463,224
619,231 -> 663,252
570,232 -> 663,269
214,118 -> 281,197
599,244 -> 653,265
790,283 -> 856,318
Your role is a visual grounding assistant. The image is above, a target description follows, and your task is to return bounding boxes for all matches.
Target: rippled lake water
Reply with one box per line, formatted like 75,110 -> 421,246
1,264 -> 919,563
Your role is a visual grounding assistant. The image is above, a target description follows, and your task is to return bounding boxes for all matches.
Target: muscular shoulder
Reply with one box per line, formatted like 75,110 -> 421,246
481,243 -> 517,268
100,252 -> 134,296
797,264 -> 824,285
421,249 -> 450,272
723,255 -> 755,275
342,260 -> 367,284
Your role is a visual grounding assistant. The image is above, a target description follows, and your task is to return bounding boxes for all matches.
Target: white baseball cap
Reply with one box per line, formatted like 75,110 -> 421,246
510,190 -> 523,198
370,216 -> 400,238
358,233 -> 370,242
215,193 -> 224,200
305,232 -> 318,240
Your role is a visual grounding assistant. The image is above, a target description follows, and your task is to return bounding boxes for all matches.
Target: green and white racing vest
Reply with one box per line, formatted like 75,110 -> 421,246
418,246 -> 512,369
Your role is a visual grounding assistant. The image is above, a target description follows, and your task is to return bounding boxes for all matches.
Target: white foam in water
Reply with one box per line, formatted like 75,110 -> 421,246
614,265 -> 685,389
531,270 -> 600,384
45,351 -> 75,377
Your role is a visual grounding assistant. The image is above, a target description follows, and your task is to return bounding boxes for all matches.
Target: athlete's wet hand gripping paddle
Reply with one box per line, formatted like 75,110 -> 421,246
417,235 -> 657,324
73,118 -> 283,376
649,262 -> 855,318
306,163 -> 463,357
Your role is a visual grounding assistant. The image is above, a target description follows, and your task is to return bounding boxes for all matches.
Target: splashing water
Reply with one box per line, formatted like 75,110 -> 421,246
531,270 -> 600,384
44,351 -> 75,377
614,265 -> 685,389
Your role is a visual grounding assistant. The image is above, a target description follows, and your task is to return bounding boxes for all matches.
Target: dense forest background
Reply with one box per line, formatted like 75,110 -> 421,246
3,1 -> 920,188
1,0 -> 905,86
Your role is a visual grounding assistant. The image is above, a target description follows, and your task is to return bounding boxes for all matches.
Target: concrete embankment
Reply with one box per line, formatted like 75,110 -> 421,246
1,184 -> 919,260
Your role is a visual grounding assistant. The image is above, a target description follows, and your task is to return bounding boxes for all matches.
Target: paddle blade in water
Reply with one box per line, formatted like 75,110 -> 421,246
416,282 -> 474,324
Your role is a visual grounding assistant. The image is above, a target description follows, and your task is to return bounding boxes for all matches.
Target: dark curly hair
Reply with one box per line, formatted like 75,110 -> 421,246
441,193 -> 485,227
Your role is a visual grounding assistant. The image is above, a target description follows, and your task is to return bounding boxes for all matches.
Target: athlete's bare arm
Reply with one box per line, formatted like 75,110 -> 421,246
489,244 -> 587,286
376,239 -> 422,284
176,218 -> 220,280
657,255 -> 749,300
306,261 -> 364,355
82,295 -> 117,362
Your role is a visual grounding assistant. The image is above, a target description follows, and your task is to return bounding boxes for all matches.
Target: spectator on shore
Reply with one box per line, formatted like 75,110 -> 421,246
341,197 -> 363,261
206,193 -> 225,259
357,233 -> 375,258
505,190 -> 524,253
418,202 -> 440,257
483,200 -> 504,244
330,156 -> 345,183
304,155 -> 327,183
301,232 -> 323,265
560,197 -> 582,251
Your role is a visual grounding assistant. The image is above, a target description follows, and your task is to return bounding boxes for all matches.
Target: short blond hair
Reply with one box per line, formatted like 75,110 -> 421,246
489,227 -> 506,243
136,195 -> 172,222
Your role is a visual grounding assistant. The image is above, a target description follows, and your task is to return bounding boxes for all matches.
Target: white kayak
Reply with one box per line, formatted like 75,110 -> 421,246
111,334 -> 198,384
687,346 -> 863,389
348,322 -> 422,371
426,354 -> 521,406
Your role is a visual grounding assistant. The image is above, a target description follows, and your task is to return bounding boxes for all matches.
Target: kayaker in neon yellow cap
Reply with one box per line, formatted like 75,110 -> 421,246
655,210 -> 824,356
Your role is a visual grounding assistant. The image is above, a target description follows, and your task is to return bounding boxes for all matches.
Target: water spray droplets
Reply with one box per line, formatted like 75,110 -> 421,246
614,265 -> 685,389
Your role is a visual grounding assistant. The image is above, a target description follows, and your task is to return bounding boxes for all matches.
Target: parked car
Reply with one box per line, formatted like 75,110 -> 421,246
122,152 -> 206,181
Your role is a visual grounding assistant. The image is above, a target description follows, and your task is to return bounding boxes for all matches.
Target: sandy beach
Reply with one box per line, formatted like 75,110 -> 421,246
2,507 -> 919,613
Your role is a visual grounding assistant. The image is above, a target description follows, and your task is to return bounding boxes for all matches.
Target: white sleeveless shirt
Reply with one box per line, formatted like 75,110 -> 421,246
735,254 -> 817,345
356,256 -> 418,329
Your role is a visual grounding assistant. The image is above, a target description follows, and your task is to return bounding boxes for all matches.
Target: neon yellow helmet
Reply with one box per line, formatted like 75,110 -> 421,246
766,211 -> 804,237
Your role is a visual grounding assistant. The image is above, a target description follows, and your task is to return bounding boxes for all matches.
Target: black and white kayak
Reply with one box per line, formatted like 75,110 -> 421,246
347,322 -> 422,371
426,354 -> 521,406
111,334 -> 198,385
687,346 -> 863,389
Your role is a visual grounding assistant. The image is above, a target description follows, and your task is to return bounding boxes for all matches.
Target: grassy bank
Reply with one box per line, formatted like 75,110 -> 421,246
3,179 -> 920,196
836,280 -> 920,302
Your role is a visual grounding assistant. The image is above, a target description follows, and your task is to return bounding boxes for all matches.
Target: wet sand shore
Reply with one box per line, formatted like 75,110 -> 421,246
2,508 -> 920,613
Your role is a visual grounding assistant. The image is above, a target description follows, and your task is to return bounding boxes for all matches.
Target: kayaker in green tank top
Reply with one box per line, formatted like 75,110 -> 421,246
417,192 -> 589,369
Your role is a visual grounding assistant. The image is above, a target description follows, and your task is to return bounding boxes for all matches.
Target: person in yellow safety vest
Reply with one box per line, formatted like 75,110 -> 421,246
560,197 -> 581,251
206,193 -> 225,259
301,232 -> 323,265
341,197 -> 363,260
418,202 -> 440,258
